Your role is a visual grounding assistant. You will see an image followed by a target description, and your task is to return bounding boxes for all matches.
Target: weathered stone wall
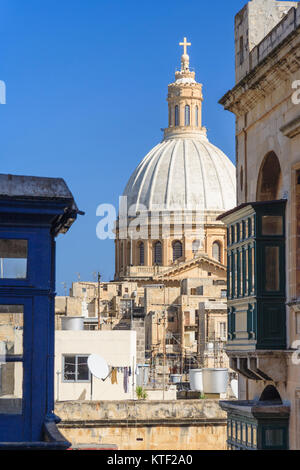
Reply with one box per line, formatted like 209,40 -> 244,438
131,317 -> 145,364
55,399 -> 227,450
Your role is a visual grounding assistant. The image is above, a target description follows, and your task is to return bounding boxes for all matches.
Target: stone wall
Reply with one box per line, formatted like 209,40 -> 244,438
55,399 -> 227,450
131,316 -> 145,364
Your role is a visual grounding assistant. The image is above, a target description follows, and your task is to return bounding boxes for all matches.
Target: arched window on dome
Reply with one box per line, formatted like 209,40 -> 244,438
195,105 -> 199,127
154,241 -> 162,266
173,241 -> 183,262
185,105 -> 190,126
192,240 -> 201,256
138,242 -> 144,266
212,241 -> 221,263
175,105 -> 179,127
127,242 -> 131,265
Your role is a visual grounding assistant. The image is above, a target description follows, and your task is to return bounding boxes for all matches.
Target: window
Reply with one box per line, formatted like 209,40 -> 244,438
63,355 -> 90,382
175,105 -> 179,126
154,242 -> 162,265
0,239 -> 28,279
184,312 -> 190,326
262,216 -> 283,236
139,242 -> 145,266
185,105 -> 190,126
221,289 -> 227,298
195,105 -> 199,127
173,241 -> 183,261
219,322 -> 226,339
265,246 -> 280,292
212,241 -> 221,262
0,304 -> 24,414
192,240 -> 201,255
239,36 -> 244,65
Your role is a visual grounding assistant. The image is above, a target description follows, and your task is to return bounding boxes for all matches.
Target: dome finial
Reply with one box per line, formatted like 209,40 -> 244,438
179,37 -> 191,72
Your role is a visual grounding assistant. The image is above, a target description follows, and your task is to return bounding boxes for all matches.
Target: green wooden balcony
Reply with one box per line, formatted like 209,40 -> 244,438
218,200 -> 287,352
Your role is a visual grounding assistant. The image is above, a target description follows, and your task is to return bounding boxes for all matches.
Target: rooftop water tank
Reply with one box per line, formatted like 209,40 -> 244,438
61,316 -> 84,331
202,368 -> 229,394
189,369 -> 203,392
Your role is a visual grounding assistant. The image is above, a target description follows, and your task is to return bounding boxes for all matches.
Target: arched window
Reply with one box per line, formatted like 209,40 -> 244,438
192,240 -> 201,255
195,106 -> 199,127
185,105 -> 190,126
256,152 -> 282,201
173,241 -> 183,262
154,241 -> 162,265
175,105 -> 179,126
138,242 -> 144,266
127,242 -> 131,265
212,241 -> 221,262
259,385 -> 282,403
120,243 -> 123,268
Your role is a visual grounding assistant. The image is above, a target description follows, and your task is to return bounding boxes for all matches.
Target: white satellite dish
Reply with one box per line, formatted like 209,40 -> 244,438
231,379 -> 238,399
87,354 -> 109,380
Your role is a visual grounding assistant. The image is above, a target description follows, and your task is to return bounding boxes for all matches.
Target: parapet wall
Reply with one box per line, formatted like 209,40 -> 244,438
55,399 -> 227,450
249,4 -> 300,72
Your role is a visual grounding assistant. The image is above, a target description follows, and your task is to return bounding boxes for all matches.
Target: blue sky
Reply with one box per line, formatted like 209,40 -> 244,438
0,0 -> 246,293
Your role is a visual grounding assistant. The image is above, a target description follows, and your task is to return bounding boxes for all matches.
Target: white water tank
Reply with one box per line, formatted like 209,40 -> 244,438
61,316 -> 84,331
170,374 -> 182,384
189,369 -> 203,392
202,368 -> 229,394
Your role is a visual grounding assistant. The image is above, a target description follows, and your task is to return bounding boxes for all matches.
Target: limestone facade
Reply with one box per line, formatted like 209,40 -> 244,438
220,0 -> 300,449
56,399 -> 227,450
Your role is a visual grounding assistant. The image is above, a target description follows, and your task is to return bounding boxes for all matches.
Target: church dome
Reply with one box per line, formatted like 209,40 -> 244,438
123,131 -> 236,213
122,38 -> 236,216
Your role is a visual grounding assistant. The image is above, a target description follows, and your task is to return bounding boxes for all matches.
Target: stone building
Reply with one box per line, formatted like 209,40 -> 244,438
218,0 -> 300,450
55,40 -> 236,385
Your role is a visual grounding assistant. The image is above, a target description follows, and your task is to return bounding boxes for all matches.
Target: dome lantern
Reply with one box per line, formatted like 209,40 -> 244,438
165,37 -> 204,141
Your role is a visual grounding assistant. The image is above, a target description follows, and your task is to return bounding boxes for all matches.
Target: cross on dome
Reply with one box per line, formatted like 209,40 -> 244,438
179,37 -> 191,56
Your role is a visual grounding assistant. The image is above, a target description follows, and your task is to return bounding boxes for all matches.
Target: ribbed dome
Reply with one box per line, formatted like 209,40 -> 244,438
123,133 -> 236,213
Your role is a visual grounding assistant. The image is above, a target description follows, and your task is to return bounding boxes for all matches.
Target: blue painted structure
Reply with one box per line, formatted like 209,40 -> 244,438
0,174 -> 81,449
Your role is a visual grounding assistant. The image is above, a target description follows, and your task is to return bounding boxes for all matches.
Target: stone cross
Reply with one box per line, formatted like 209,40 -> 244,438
179,37 -> 191,56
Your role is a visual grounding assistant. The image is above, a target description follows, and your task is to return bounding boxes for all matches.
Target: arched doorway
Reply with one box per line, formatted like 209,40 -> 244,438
256,152 -> 282,201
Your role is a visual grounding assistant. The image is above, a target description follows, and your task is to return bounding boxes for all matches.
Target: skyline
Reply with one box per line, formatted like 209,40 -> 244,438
0,0 -> 247,293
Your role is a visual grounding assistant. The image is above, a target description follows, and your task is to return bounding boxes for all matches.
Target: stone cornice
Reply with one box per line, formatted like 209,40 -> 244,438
280,114 -> 300,138
220,26 -> 300,116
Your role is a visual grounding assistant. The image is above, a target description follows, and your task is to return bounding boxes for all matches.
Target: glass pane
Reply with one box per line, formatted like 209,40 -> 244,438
228,420 -> 232,438
253,427 -> 257,447
242,423 -> 246,443
245,248 -> 249,295
247,424 -> 252,446
265,428 -> 284,447
77,356 -> 89,381
265,246 -> 280,291
0,362 -> 23,414
64,356 -> 76,381
251,247 -> 255,294
237,422 -> 241,441
0,305 -> 23,356
262,216 -> 283,236
0,239 -> 27,279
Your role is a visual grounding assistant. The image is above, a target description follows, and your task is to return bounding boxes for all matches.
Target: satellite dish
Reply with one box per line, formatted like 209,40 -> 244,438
231,379 -> 238,399
87,354 -> 109,379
